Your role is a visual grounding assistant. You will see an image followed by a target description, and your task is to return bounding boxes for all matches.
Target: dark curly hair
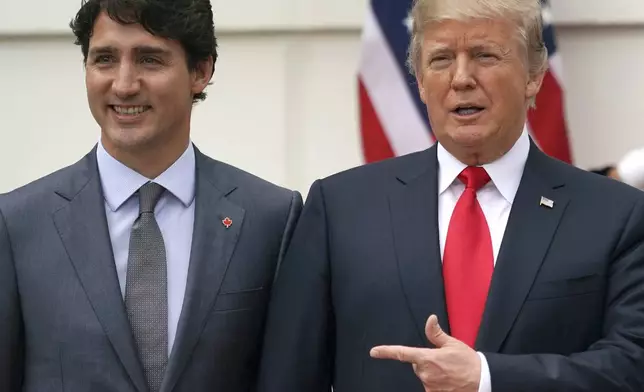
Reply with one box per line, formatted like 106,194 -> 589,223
70,0 -> 217,103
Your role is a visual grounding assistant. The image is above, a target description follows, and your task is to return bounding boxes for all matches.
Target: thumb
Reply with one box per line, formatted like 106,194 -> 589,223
425,314 -> 452,348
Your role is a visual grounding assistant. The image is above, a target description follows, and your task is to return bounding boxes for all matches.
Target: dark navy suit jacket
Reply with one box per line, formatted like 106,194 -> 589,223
258,143 -> 644,392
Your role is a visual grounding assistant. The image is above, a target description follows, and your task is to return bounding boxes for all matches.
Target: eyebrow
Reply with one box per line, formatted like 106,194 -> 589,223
135,46 -> 171,56
88,45 -> 116,57
423,46 -> 449,58
88,45 -> 171,57
469,43 -> 503,51
425,42 -> 504,54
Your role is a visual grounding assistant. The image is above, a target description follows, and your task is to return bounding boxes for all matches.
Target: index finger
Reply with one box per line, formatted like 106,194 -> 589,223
370,345 -> 427,364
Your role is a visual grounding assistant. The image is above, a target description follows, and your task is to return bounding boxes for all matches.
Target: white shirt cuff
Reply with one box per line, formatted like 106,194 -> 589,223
477,352 -> 492,392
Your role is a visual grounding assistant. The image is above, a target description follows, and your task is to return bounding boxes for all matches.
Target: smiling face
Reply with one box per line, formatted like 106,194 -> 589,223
415,17 -> 544,165
85,11 -> 211,170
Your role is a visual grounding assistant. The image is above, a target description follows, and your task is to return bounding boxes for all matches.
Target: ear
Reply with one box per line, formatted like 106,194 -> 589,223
191,56 -> 215,96
416,71 -> 427,104
526,69 -> 545,102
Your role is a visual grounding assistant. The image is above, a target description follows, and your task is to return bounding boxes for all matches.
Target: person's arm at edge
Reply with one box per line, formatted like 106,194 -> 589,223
272,190 -> 303,284
257,180 -> 334,392
0,203 -> 24,391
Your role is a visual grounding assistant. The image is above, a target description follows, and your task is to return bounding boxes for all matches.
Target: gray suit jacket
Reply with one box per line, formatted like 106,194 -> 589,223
0,146 -> 302,392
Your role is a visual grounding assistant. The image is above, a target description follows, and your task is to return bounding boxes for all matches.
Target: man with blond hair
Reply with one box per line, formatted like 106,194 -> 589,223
257,0 -> 644,390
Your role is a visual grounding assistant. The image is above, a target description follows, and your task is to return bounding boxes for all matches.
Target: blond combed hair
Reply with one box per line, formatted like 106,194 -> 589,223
407,0 -> 548,79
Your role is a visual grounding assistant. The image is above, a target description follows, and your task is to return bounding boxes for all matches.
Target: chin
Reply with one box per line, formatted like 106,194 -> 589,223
447,126 -> 492,147
103,127 -> 157,151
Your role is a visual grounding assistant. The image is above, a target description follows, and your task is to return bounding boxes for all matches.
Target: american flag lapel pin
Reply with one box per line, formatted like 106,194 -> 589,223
539,196 -> 554,209
222,217 -> 233,229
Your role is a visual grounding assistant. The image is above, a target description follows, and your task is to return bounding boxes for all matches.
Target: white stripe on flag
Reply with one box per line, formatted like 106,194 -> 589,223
541,6 -> 554,26
359,6 -> 433,156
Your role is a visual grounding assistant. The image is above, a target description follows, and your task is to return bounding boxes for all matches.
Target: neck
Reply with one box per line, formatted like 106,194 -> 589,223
102,137 -> 190,179
452,147 -> 505,167
448,131 -> 522,167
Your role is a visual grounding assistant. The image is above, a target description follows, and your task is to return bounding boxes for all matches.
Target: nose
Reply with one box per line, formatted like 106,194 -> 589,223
112,63 -> 140,99
450,54 -> 476,91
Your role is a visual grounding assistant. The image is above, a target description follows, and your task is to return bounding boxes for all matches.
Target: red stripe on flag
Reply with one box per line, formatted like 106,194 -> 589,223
359,79 -> 395,163
527,70 -> 572,163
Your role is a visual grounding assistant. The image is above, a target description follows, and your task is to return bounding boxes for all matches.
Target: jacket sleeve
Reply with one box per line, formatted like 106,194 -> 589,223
273,190 -> 303,284
0,205 -> 24,391
257,180 -> 334,392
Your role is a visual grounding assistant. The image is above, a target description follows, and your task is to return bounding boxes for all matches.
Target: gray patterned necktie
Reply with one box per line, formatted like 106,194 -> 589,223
125,182 -> 168,392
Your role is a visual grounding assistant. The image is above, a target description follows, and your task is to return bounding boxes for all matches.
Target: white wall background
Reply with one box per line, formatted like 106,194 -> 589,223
1,0 -> 644,195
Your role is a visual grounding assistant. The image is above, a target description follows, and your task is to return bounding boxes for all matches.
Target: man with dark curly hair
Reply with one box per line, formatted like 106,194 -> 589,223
0,1 -> 302,391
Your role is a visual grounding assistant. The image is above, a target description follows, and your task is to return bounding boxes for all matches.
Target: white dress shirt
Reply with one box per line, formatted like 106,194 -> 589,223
96,141 -> 196,357
437,129 -> 530,392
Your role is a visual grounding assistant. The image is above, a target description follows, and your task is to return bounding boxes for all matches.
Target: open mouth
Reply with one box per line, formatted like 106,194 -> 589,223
452,106 -> 485,117
110,105 -> 151,116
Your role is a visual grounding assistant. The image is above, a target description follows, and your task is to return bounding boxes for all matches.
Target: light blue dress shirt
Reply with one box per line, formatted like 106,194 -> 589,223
96,142 -> 196,357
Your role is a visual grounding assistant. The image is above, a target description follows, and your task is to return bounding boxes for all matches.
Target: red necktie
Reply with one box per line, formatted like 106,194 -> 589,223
443,166 -> 494,348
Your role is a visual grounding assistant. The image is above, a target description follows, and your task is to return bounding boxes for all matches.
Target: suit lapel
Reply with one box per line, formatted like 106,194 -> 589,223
389,147 -> 450,344
476,146 -> 569,352
161,152 -> 244,392
52,150 -> 148,392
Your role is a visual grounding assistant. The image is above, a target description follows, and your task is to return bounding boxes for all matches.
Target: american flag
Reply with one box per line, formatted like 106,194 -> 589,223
358,0 -> 572,164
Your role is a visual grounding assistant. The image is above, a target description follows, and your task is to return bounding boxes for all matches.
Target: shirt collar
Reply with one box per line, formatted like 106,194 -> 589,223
437,127 -> 530,203
96,141 -> 196,212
